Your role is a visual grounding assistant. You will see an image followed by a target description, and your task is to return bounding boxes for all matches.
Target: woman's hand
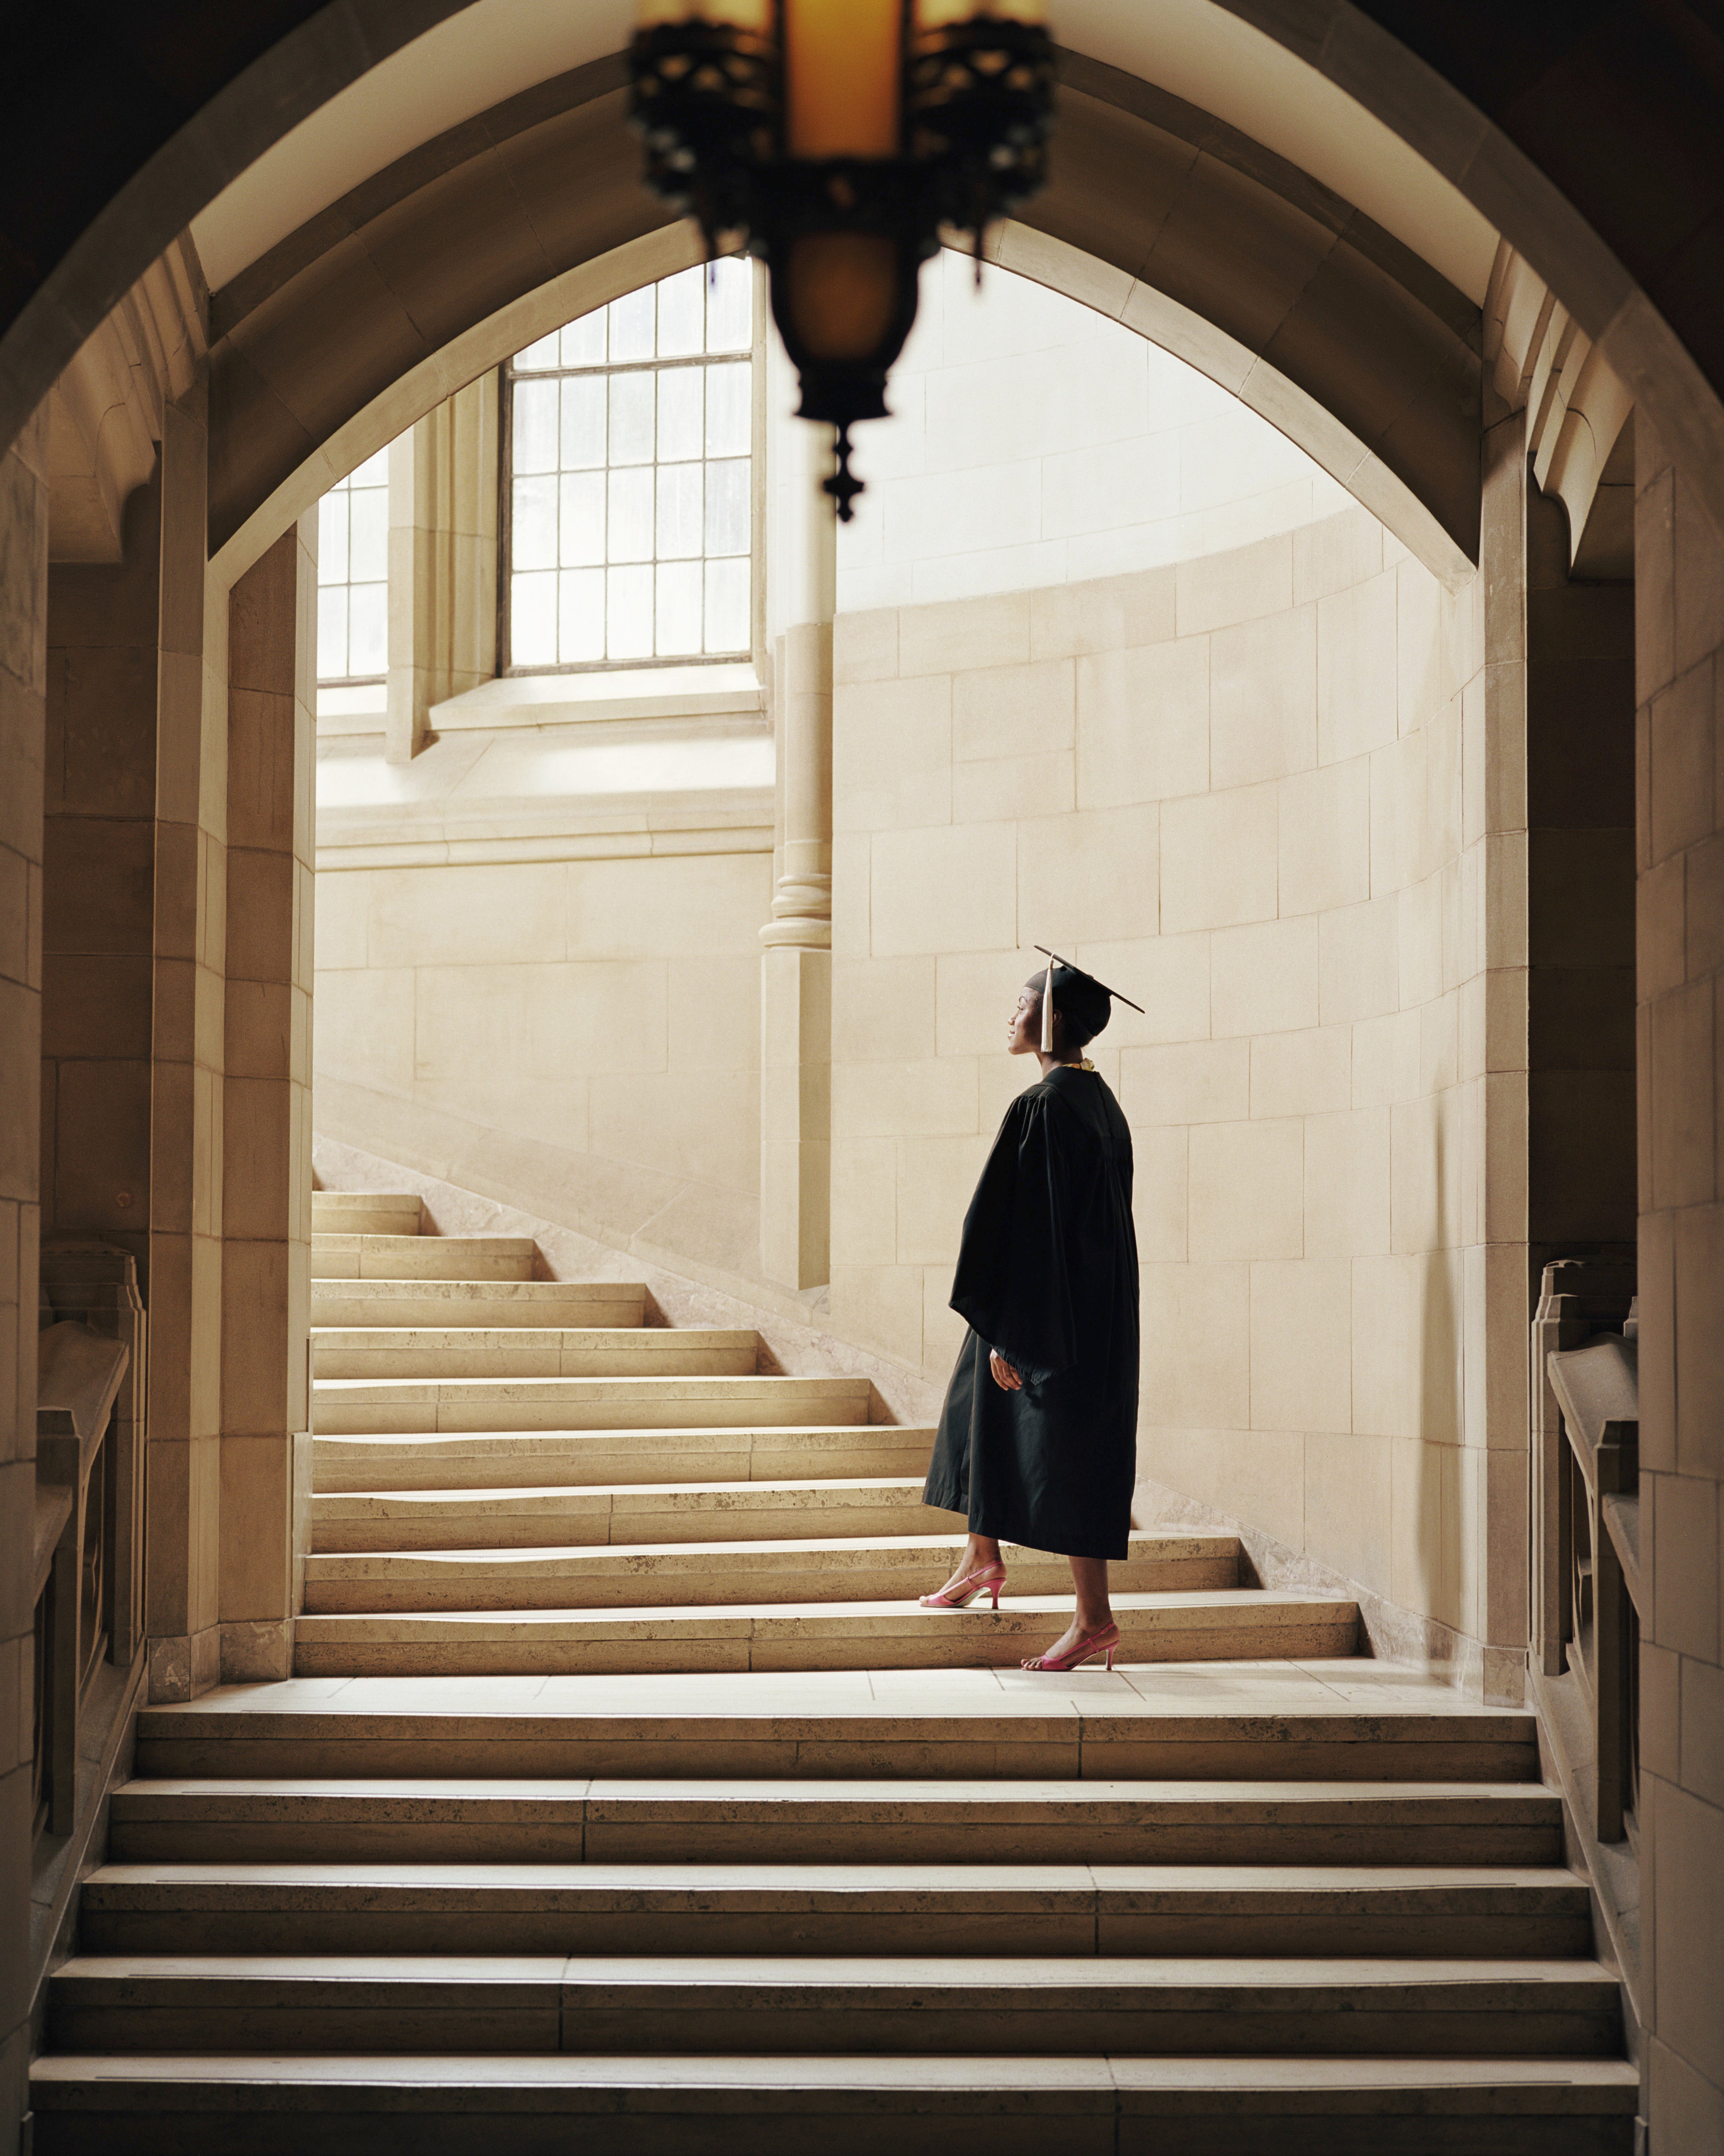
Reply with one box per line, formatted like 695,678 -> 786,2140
990,1351 -> 1023,1392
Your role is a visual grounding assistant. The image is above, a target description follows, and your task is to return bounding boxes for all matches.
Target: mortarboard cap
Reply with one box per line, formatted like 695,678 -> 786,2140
1033,946 -> 1144,1052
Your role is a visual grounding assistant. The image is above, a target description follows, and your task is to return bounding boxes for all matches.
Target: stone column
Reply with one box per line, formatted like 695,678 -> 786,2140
218,519 -> 316,1678
0,401 -> 48,2144
1456,411 -> 1536,1705
41,467 -> 162,1285
145,387 -> 227,1704
759,423 -> 835,1290
385,374 -> 498,763
1634,414 -> 1724,2147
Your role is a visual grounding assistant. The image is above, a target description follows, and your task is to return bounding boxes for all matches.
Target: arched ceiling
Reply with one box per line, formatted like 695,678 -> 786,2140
4,1 -> 1722,562
188,0 -> 1497,304
201,45 -> 1482,582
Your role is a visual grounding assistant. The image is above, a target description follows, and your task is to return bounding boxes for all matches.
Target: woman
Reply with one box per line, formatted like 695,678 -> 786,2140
920,953 -> 1140,1672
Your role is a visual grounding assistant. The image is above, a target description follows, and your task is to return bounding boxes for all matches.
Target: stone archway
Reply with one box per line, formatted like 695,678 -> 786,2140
198,50 -> 1482,583
8,2 -> 1724,548
8,10 -> 1724,2146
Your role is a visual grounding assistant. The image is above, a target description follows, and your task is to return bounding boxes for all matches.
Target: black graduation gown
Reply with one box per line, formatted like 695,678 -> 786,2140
922,1064 -> 1139,1561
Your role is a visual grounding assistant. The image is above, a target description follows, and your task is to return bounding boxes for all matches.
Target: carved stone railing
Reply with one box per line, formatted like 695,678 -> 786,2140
1532,1257 -> 1640,1842
33,1240 -> 147,1839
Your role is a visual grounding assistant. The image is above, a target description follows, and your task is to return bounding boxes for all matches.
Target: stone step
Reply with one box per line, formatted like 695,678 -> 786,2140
45,1952 -> 1621,2060
24,2053 -> 1644,2156
288,1588 -> 1359,1676
313,1376 -> 876,1437
311,1193 -> 423,1236
313,1234 -> 537,1282
311,1280 -> 648,1329
76,1861 -> 1594,1958
133,1698 -> 1544,1784
310,1327 -> 758,1381
106,1780 -> 1564,1869
301,1531 -> 1240,1611
312,1426 -> 933,1492
311,1475 -> 960,1549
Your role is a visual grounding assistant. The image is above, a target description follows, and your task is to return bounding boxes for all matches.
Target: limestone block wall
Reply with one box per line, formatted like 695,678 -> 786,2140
829,504 -> 1524,1678
1634,415 -> 1724,2140
834,251 -> 1356,612
315,253 -> 1361,1304
314,846 -> 772,1284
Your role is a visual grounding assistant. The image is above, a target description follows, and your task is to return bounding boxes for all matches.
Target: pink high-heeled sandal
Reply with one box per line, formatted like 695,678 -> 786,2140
1021,1618 -> 1120,1672
918,1561 -> 1006,1611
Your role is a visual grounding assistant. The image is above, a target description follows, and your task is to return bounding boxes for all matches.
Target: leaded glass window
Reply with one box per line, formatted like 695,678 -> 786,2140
503,259 -> 754,671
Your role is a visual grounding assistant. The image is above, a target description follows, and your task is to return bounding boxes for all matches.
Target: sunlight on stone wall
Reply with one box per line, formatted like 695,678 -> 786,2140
313,848 -> 771,1281
311,267 -> 1509,1673
836,251 -> 1356,609
828,503 -> 1504,1673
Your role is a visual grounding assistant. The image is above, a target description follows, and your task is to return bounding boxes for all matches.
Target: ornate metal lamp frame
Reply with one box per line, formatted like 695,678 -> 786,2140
630,3 -> 1055,518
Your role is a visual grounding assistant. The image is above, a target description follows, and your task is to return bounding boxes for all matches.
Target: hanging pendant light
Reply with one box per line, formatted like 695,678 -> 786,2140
631,0 -> 1055,518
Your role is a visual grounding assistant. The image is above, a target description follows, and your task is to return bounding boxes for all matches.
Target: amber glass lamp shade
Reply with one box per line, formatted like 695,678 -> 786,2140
914,0 -> 1045,20
768,0 -> 927,463
783,0 -> 902,157
769,214 -> 923,448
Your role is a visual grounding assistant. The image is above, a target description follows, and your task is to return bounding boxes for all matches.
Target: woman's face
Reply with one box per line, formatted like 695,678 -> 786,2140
1008,980 -> 1045,1056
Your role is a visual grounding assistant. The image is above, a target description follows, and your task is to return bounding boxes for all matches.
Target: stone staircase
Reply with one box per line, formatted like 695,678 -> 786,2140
28,1190 -> 1638,2150
297,1191 -> 1357,1678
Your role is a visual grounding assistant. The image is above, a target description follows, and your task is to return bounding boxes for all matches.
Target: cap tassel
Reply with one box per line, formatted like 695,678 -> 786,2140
1041,962 -> 1054,1055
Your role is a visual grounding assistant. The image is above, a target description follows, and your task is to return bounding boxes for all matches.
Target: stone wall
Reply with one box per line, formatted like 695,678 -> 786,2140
41,467 -> 163,1279
314,254 -> 1361,1304
828,503 -> 1536,1686
0,402 -> 47,2156
1635,412 -> 1724,2144
314,846 -> 773,1286
833,251 -> 1355,611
